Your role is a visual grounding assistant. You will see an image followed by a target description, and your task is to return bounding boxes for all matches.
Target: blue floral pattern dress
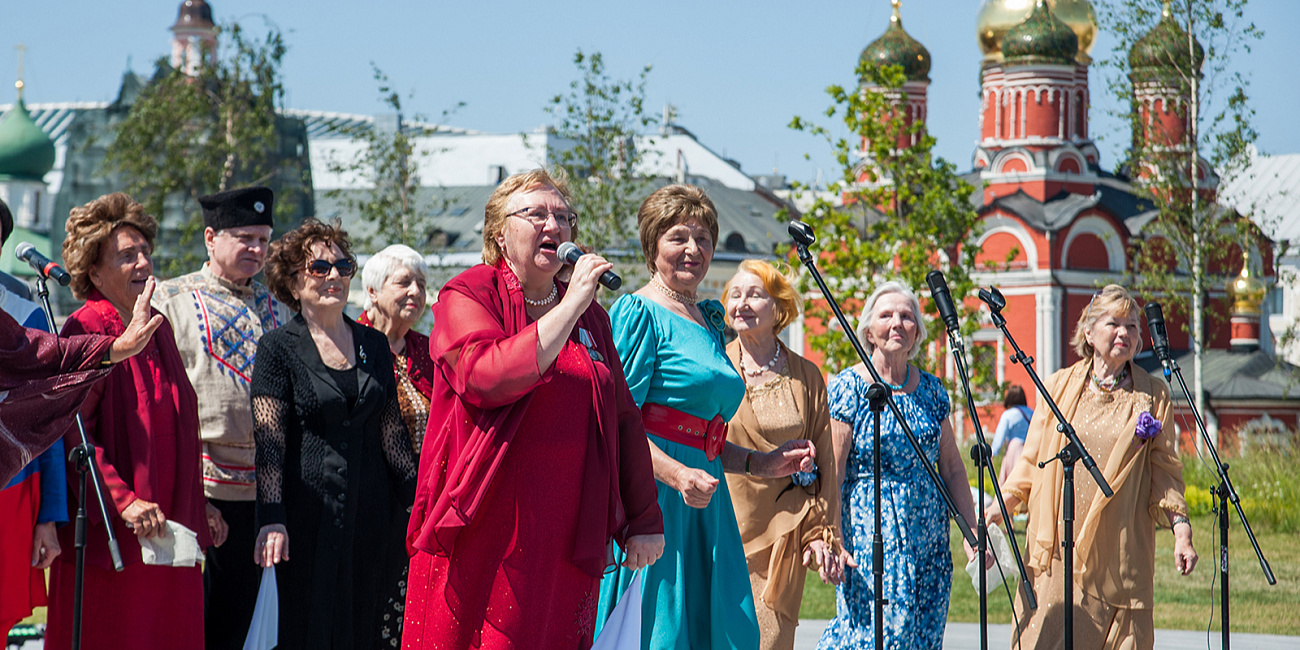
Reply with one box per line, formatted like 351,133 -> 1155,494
816,368 -> 953,650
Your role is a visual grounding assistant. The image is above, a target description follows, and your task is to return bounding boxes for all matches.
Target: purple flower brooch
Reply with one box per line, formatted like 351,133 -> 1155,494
1135,411 -> 1162,446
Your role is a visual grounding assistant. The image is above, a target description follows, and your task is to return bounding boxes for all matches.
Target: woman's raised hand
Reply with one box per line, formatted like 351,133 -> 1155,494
109,277 -> 165,364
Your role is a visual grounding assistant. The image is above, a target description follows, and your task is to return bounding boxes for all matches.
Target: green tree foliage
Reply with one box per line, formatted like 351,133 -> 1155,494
323,65 -> 463,253
786,62 -> 986,384
106,22 -> 299,275
544,50 -> 657,263
1099,0 -> 1264,448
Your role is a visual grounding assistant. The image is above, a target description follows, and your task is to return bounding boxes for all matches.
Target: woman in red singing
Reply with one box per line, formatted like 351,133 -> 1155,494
46,193 -> 219,650
403,168 -> 665,649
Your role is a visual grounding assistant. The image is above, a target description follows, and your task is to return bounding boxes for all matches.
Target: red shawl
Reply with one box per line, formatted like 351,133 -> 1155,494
57,290 -> 212,569
407,263 -> 661,577
0,306 -> 113,485
356,312 -> 435,400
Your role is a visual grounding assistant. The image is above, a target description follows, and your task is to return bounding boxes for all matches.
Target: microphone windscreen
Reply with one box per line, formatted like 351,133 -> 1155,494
556,241 -> 582,265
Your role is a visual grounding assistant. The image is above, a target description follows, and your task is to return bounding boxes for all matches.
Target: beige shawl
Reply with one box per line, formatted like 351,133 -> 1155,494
725,339 -> 841,620
1003,359 -> 1188,608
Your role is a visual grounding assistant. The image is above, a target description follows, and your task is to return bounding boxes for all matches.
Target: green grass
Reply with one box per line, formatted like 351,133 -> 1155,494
801,515 -> 1300,636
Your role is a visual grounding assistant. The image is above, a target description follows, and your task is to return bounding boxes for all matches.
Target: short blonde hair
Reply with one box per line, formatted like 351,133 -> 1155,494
481,168 -> 572,267
63,193 -> 159,301
1071,284 -> 1143,358
723,259 -> 800,335
855,281 -> 928,359
637,184 -> 719,272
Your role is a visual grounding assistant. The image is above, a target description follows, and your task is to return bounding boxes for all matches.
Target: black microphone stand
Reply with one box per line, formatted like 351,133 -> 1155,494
940,321 -> 1038,650
32,274 -> 124,650
788,221 -> 978,549
1152,349 -> 1275,650
979,286 -> 1112,650
864,382 -> 888,650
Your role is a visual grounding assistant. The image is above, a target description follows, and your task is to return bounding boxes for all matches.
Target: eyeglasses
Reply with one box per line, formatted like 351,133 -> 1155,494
508,207 -> 579,228
303,257 -> 357,278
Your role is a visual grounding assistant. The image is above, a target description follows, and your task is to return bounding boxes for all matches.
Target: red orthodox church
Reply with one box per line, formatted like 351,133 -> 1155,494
846,0 -> 1297,451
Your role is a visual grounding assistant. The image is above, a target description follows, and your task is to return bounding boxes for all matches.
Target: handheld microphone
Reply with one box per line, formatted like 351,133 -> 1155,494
556,242 -> 622,291
15,242 -> 72,287
925,270 -> 961,333
1144,302 -> 1171,365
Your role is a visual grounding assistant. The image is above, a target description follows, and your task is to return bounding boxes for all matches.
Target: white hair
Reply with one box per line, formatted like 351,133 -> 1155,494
855,281 -> 928,360
361,244 -> 429,311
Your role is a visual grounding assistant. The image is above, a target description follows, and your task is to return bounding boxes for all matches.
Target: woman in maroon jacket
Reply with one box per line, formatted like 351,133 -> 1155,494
46,193 -> 214,650
402,169 -> 664,650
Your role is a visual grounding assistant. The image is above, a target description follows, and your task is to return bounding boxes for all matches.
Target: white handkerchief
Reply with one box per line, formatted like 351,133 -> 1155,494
965,524 -> 1019,595
591,570 -> 643,650
138,521 -> 203,567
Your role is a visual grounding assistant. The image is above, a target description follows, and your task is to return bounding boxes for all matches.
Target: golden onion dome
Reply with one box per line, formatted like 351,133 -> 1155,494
977,0 -> 1097,65
1227,250 -> 1267,316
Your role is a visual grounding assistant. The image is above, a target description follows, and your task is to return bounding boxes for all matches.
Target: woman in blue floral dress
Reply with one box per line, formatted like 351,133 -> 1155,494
817,282 -> 982,650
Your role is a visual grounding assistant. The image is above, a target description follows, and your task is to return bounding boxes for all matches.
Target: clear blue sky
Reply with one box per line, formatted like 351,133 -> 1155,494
5,0 -> 1297,185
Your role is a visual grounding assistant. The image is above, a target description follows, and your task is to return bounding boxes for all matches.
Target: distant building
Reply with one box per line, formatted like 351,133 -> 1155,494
848,0 -> 1300,450
0,0 -> 313,313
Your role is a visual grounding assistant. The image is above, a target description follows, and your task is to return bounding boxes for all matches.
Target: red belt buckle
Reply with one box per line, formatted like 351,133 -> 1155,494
704,415 -> 727,462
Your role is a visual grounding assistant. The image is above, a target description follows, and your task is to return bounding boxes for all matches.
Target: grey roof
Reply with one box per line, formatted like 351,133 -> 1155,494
1218,148 -> 1300,243
281,109 -> 480,140
965,170 -> 1162,235
1134,349 -> 1300,402
978,189 -> 1102,232
316,176 -> 790,258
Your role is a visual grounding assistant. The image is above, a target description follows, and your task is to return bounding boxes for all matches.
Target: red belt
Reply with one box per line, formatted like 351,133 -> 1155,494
640,402 -> 728,461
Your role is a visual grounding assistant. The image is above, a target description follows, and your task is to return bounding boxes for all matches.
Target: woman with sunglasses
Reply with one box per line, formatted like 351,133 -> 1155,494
402,169 -> 664,650
251,218 -> 417,649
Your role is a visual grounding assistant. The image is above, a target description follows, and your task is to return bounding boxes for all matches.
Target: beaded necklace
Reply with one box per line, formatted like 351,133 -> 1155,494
650,275 -> 697,305
882,364 -> 911,391
739,344 -> 783,377
1090,364 -> 1130,392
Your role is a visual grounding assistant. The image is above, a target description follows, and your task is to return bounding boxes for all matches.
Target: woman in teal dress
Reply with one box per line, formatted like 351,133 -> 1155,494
595,185 -> 817,650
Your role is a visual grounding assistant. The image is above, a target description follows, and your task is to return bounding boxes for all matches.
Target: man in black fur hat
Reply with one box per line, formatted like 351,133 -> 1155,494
153,186 -> 290,650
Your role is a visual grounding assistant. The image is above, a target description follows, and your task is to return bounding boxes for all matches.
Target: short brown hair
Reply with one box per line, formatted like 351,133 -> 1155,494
1004,384 -> 1027,408
265,218 -> 354,312
1070,284 -> 1143,358
723,259 -> 800,335
637,184 -> 719,272
63,193 -> 158,300
481,168 -> 573,267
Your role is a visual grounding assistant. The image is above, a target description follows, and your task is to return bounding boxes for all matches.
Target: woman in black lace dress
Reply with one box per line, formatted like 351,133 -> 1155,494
250,219 -> 417,649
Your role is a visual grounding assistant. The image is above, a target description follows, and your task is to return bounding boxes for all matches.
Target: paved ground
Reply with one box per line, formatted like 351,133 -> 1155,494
12,623 -> 1299,649
794,621 -> 1300,650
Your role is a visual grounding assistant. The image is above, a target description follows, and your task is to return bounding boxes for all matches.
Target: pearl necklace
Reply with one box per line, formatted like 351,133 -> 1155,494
739,344 -> 782,377
523,283 -> 558,307
651,276 -> 697,305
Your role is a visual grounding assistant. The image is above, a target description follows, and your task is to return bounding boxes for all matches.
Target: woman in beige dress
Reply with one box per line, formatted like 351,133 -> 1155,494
723,260 -> 852,650
987,284 -> 1198,650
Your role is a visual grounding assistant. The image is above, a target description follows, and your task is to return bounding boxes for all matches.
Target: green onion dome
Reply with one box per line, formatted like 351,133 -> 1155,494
860,1 -> 932,83
1129,2 -> 1204,81
0,90 -> 56,182
1002,0 -> 1079,66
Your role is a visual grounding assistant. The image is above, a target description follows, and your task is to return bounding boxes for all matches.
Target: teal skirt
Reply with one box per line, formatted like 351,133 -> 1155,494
595,435 -> 759,650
